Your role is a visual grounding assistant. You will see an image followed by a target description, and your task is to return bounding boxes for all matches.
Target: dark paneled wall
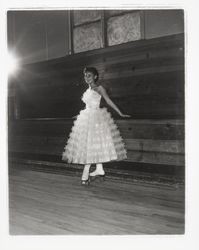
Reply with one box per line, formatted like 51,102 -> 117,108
8,33 -> 185,175
11,33 -> 184,119
144,10 -> 184,39
9,119 -> 184,167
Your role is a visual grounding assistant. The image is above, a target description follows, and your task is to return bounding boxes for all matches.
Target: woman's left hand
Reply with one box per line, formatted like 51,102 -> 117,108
120,113 -> 131,118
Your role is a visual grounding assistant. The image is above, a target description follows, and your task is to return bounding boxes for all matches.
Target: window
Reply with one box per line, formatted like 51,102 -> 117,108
70,10 -> 144,54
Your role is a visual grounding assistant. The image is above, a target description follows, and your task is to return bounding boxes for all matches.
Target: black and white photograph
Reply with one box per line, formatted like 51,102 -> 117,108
6,8 -> 186,236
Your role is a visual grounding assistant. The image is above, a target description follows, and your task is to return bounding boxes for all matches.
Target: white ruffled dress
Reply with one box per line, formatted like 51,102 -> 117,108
62,87 -> 127,164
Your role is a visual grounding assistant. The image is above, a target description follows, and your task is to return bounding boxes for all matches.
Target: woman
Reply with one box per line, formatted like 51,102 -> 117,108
62,67 -> 130,185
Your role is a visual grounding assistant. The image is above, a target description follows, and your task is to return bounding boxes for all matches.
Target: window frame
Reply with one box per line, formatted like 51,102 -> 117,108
69,9 -> 145,54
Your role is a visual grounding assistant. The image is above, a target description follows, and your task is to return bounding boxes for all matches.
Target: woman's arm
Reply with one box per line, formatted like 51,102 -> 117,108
98,86 -> 130,118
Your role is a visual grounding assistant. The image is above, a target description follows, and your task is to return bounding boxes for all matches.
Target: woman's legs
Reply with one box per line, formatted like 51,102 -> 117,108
90,163 -> 105,177
81,164 -> 91,181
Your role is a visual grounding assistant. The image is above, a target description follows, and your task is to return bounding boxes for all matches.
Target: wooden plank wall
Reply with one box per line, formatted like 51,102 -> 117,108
13,33 -> 184,119
8,33 -> 185,175
8,118 -> 184,167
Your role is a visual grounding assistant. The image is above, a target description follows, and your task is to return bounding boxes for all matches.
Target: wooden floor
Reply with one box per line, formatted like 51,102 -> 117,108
9,163 -> 185,235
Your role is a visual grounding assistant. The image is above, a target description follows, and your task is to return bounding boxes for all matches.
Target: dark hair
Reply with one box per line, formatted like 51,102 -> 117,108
83,67 -> 99,82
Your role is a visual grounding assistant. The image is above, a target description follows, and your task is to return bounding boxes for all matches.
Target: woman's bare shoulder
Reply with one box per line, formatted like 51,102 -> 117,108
97,85 -> 106,93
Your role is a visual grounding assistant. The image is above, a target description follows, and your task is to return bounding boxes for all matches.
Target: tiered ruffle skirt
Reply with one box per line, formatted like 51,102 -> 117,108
62,107 -> 127,164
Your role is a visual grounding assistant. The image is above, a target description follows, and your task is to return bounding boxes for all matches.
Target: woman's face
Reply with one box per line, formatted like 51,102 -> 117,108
84,71 -> 96,85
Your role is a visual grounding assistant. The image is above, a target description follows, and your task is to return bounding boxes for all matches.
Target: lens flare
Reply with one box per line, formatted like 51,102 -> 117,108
7,52 -> 19,76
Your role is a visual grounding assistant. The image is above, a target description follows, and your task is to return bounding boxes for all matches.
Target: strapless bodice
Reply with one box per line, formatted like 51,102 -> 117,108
81,87 -> 101,109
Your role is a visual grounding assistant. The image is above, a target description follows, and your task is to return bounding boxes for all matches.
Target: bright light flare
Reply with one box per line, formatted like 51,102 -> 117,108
6,51 -> 19,76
